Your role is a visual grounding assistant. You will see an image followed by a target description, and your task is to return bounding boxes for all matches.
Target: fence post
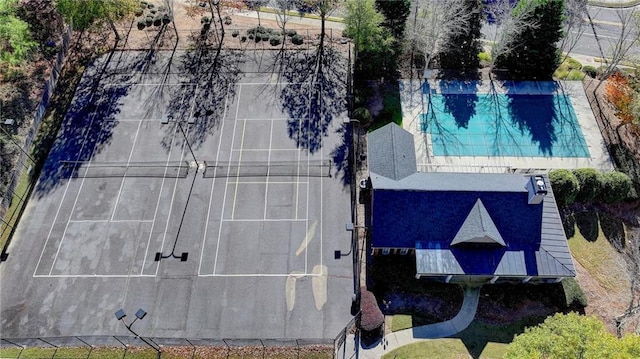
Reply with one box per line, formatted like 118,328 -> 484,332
74,336 -> 94,359
37,338 -> 58,359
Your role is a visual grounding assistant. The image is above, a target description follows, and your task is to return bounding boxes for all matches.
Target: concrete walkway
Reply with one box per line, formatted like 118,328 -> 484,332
343,286 -> 481,359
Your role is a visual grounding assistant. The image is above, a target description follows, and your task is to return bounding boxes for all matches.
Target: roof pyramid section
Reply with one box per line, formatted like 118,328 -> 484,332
451,199 -> 506,247
367,123 -> 417,181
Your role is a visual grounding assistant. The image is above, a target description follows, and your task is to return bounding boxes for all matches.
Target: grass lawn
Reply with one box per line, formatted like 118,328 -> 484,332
0,345 -> 332,359
383,317 -> 544,359
567,218 -> 630,294
0,163 -> 35,250
381,339 -> 470,359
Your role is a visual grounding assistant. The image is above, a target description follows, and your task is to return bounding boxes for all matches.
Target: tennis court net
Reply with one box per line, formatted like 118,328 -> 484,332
60,161 -> 191,178
202,160 -> 332,178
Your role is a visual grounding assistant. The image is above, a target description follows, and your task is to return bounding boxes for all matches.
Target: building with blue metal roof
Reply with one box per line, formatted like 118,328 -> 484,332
367,123 -> 575,284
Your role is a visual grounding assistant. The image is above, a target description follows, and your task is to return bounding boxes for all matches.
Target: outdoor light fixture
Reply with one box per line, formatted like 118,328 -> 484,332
114,307 -> 160,359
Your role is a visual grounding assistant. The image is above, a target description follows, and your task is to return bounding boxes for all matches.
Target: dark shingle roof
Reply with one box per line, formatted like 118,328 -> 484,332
367,123 -> 416,180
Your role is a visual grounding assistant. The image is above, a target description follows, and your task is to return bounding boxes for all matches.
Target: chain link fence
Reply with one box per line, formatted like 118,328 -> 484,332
0,25 -> 73,255
1,336 -> 337,359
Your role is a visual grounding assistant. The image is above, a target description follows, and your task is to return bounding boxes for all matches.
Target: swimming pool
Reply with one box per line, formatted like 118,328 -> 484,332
421,91 -> 590,158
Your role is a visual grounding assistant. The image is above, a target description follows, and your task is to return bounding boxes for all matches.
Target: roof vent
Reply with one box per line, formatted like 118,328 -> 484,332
527,175 -> 547,205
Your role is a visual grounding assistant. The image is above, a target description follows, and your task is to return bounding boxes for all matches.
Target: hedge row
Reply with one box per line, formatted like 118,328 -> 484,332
549,168 -> 632,206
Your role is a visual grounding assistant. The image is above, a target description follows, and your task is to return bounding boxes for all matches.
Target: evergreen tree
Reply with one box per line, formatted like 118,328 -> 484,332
375,0 -> 410,39
438,0 -> 483,70
495,0 -> 565,79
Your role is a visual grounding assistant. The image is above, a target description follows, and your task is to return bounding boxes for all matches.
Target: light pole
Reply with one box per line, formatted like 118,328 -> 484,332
115,308 -> 161,359
155,120 -> 197,262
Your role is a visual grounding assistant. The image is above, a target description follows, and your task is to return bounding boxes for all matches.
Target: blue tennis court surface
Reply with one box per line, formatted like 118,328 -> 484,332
421,84 -> 590,158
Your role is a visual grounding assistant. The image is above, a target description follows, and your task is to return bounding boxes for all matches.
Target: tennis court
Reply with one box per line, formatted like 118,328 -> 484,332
0,50 -> 353,340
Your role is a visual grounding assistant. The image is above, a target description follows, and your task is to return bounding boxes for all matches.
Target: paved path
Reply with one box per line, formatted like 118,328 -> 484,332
343,286 -> 481,359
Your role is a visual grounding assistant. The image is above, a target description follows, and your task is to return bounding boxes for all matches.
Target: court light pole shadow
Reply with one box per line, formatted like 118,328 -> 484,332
114,308 -> 161,359
155,120 -> 197,263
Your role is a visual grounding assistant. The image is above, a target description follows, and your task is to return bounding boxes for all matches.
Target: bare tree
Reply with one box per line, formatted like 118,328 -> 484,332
404,0 -> 477,73
587,8 -> 640,92
484,0 -> 538,73
275,0 -> 296,35
245,0 -> 268,26
559,0 -> 588,63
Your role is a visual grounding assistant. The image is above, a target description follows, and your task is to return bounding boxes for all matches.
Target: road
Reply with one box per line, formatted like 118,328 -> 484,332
482,4 -> 639,59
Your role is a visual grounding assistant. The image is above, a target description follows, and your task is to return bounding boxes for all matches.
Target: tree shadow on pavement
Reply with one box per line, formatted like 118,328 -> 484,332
34,45 -> 134,197
279,39 -> 347,155
163,26 -> 242,150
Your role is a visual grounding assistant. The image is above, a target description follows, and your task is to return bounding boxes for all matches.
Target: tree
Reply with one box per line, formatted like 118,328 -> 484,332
587,7 -> 640,92
16,0 -> 65,46
375,0 -> 410,39
495,0 -> 565,79
56,0 -> 138,40
404,0 -> 479,72
505,312 -> 640,359
437,0 -> 483,70
601,171 -> 632,204
549,169 -> 579,207
0,0 -> 36,67
343,0 -> 387,55
572,168 -> 603,203
244,0 -> 268,25
485,0 -> 539,73
359,288 -> 384,331
558,0 -> 588,63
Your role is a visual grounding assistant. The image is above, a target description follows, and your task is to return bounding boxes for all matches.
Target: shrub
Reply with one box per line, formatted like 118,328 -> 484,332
565,57 -> 582,71
145,16 -> 153,26
134,8 -> 144,17
566,69 -> 585,81
242,35 -> 248,42
562,278 -> 588,308
153,15 -> 162,27
285,29 -> 297,37
269,36 -> 281,46
224,15 -> 232,25
359,289 -> 384,331
162,14 -> 171,25
478,51 -> 491,62
232,29 -> 239,37
601,171 -> 632,204
549,169 -> 579,207
137,20 -> 146,30
572,168 -> 604,203
291,34 -> 304,45
582,65 -> 597,78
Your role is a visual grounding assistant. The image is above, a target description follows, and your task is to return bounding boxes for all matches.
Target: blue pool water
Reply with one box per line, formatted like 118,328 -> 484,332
421,93 -> 590,157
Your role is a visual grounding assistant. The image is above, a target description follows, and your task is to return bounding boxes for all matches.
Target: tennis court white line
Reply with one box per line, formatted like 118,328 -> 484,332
139,114 -> 183,276
263,119 -> 274,221
67,219 -> 155,223
101,83 -> 197,87
197,273 -> 324,278
34,274 -> 157,278
48,116 -> 112,276
199,83 -> 231,276
213,84 -> 242,275
231,148 -> 300,151
233,118 -> 289,121
238,82 -> 304,86
33,96 -> 104,277
221,218 -> 306,222
110,121 -> 143,221
153,103 -> 192,278
225,181 -> 309,185
231,118 -> 248,220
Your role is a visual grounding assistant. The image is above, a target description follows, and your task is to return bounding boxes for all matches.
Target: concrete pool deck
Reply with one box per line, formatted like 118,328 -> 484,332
399,79 -> 615,173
